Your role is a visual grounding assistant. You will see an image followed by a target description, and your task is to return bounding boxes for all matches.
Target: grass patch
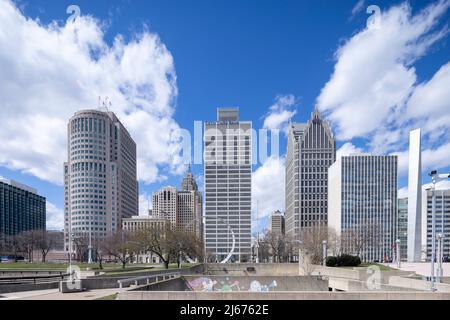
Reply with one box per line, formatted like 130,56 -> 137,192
95,293 -> 118,301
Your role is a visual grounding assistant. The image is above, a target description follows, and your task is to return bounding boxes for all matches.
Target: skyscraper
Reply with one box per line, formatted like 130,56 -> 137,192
269,210 -> 285,236
204,108 -> 252,263
407,129 -> 422,262
328,154 -> 398,262
64,110 -> 138,251
0,178 -> 46,238
151,170 -> 203,240
398,198 -> 408,260
421,188 -> 450,261
285,109 -> 336,239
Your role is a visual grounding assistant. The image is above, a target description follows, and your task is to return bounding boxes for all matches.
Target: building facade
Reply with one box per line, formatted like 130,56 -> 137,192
152,170 -> 203,240
204,108 -> 252,262
421,189 -> 450,261
328,155 -> 398,262
269,210 -> 285,236
64,110 -> 138,252
285,109 -> 336,239
0,179 -> 46,239
122,216 -> 168,263
398,198 -> 408,260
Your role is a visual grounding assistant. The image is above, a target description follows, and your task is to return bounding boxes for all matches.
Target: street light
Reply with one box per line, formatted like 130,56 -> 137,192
322,240 -> 328,266
428,170 -> 450,292
437,233 -> 444,284
395,239 -> 401,269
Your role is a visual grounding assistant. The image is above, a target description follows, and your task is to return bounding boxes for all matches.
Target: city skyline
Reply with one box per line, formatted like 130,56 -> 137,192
0,0 -> 449,234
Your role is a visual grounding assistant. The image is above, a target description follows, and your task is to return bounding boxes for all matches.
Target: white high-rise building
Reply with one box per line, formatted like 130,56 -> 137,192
328,154 -> 398,262
64,110 -> 138,251
408,129 -> 422,262
204,108 -> 252,263
421,188 -> 450,261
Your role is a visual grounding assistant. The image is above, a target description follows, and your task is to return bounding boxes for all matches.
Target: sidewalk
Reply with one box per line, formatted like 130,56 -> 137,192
0,288 -> 120,300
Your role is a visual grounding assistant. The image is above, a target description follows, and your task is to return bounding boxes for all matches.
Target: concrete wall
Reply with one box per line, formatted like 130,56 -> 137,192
118,291 -> 450,300
205,263 -> 299,276
133,278 -> 189,292
183,275 -> 328,292
0,270 -> 66,278
82,265 -> 204,290
0,282 -> 59,294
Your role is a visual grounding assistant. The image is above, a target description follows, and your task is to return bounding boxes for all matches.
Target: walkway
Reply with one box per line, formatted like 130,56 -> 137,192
0,288 -> 119,300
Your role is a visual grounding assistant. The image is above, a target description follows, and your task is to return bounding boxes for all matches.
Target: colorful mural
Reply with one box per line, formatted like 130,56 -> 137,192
187,277 -> 278,292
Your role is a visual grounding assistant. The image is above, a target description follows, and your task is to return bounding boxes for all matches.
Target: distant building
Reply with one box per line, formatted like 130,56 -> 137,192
328,154 -> 398,262
64,110 -> 138,252
0,178 -> 46,238
422,189 -> 450,261
122,216 -> 168,264
398,198 -> 408,260
152,169 -> 203,240
269,211 -> 285,236
285,109 -> 336,239
204,108 -> 252,262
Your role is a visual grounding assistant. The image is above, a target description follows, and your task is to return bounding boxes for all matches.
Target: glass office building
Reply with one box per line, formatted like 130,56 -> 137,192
0,179 -> 46,238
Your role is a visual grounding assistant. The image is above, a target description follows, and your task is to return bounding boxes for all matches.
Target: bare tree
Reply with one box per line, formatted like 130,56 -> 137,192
300,226 -> 328,265
101,231 -> 138,269
35,231 -> 57,263
262,231 -> 287,263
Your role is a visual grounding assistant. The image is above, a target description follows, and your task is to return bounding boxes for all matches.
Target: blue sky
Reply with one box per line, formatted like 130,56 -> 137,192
0,0 -> 449,232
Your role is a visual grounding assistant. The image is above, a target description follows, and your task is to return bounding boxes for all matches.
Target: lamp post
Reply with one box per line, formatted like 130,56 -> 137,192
88,225 -> 93,264
69,233 -> 74,275
322,240 -> 328,266
428,170 -> 450,292
437,233 -> 444,284
395,239 -> 401,269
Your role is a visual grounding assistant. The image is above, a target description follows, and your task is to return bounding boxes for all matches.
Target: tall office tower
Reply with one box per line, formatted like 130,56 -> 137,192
285,109 -> 336,239
64,110 -> 138,251
421,189 -> 450,261
398,198 -> 408,260
178,168 -> 203,239
408,129 -> 422,262
0,179 -> 46,238
204,108 -> 252,263
152,186 -> 178,226
151,172 -> 203,239
269,210 -> 285,236
328,155 -> 398,262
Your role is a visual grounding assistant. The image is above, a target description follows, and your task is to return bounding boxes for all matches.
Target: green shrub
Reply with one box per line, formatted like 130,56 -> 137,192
326,254 -> 361,267
326,256 -> 338,267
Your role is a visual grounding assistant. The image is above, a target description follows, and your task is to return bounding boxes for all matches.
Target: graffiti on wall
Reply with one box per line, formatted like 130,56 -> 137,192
187,277 -> 278,292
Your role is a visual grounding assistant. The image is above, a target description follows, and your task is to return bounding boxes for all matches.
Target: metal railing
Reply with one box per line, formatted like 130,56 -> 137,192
0,274 -> 69,285
117,272 -> 181,289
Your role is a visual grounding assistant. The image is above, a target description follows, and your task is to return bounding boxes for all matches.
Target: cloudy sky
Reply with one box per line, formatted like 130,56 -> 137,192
0,0 -> 449,232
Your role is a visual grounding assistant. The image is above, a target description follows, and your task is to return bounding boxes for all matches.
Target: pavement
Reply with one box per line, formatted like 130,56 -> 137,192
0,288 -> 120,300
385,262 -> 450,277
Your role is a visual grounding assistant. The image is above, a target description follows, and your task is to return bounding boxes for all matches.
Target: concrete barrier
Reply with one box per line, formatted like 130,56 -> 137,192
118,290 -> 450,300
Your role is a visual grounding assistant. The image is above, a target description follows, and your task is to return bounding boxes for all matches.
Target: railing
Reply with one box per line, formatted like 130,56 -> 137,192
117,272 -> 181,289
0,274 -> 69,285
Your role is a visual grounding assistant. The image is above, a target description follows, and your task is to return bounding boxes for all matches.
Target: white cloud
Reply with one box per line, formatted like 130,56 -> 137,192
0,0 -> 183,185
336,142 -> 364,159
263,95 -> 297,134
252,156 -> 285,223
46,201 -> 64,231
399,180 -> 450,199
351,0 -> 366,17
317,1 -> 450,181
139,193 -> 152,216
398,187 -> 408,199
